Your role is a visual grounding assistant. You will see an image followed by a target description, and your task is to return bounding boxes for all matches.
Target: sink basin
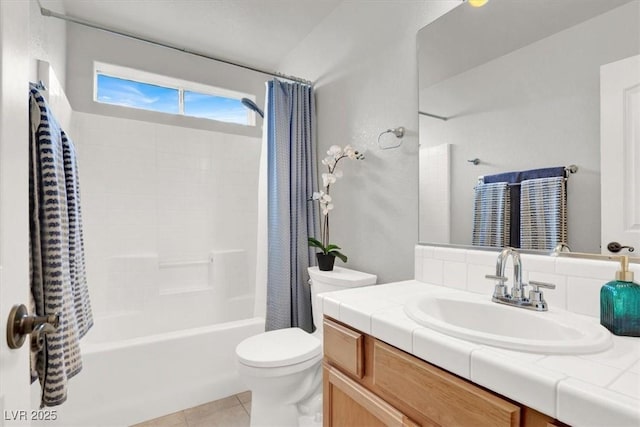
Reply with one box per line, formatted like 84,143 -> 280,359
404,292 -> 612,354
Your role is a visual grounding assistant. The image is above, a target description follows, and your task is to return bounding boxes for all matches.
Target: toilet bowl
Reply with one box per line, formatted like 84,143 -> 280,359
236,266 -> 376,427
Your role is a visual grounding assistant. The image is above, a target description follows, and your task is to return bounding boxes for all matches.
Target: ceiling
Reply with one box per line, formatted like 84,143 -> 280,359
58,0 -> 344,71
418,0 -> 633,89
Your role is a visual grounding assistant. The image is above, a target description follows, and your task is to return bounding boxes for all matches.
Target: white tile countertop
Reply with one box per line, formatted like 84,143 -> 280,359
319,280 -> 640,427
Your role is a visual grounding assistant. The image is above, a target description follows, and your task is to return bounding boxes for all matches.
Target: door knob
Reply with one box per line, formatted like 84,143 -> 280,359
6,304 -> 60,351
607,242 -> 635,253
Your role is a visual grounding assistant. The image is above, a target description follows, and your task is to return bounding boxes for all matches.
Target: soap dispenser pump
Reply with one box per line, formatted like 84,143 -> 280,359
600,256 -> 640,336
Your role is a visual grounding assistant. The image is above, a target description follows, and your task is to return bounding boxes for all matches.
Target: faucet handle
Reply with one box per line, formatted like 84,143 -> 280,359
529,281 -> 556,291
485,274 -> 508,282
527,281 -> 556,310
486,274 -> 509,298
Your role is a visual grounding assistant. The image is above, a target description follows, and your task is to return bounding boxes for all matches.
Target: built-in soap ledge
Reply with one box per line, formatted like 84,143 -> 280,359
106,249 -> 252,302
159,285 -> 212,296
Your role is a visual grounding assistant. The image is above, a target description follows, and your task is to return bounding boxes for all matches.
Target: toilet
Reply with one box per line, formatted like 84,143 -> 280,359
235,266 -> 377,427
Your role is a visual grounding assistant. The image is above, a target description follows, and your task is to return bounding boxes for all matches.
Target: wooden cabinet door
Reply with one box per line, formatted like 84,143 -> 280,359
323,364 -> 419,427
371,340 -> 520,427
324,318 -> 364,378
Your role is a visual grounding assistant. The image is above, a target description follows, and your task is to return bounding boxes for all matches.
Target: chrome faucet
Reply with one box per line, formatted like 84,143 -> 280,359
485,247 -> 555,311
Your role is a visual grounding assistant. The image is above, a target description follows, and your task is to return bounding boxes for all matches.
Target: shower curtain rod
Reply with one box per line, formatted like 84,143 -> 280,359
38,4 -> 313,86
419,111 -> 448,121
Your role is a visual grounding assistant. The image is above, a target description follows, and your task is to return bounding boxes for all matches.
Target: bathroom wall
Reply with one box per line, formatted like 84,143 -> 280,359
71,111 -> 260,317
278,1 -> 460,283
29,0 -> 66,87
419,2 -> 640,252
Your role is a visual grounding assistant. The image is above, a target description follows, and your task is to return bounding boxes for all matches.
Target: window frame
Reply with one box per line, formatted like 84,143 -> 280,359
93,61 -> 257,126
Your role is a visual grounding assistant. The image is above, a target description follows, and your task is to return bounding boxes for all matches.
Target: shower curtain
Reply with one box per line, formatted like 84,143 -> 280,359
263,79 -> 319,332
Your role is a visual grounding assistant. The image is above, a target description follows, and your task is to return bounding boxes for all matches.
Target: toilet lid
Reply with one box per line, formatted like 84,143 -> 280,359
236,328 -> 321,368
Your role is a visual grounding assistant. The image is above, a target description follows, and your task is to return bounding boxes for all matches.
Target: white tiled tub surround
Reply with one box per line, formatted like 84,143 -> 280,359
321,245 -> 640,427
72,111 -> 261,318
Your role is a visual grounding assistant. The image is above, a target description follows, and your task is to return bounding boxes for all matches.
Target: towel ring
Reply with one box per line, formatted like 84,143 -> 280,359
378,127 -> 405,150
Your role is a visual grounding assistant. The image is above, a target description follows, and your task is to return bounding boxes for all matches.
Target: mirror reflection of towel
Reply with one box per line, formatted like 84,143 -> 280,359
472,182 -> 511,247
520,176 -> 567,250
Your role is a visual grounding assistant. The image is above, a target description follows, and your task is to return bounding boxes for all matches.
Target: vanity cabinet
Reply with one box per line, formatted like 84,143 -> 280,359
323,317 -> 566,427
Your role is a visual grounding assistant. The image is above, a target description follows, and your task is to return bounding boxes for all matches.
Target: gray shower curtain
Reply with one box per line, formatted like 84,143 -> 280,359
265,79 -> 319,332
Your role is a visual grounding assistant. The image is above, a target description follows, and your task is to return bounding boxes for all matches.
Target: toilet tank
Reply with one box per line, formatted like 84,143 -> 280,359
308,266 -> 377,333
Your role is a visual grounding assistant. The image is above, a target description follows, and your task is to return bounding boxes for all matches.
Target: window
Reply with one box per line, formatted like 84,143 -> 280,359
96,74 -> 180,114
183,91 -> 247,125
94,62 -> 256,126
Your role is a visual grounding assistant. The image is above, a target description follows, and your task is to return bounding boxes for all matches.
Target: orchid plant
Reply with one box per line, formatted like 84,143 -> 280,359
308,144 -> 364,263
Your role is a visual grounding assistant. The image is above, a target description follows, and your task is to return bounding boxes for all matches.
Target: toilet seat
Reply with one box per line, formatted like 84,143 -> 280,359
236,327 -> 321,368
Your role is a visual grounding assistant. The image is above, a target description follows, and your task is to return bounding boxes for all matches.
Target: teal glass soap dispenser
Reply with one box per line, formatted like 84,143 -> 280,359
600,256 -> 640,336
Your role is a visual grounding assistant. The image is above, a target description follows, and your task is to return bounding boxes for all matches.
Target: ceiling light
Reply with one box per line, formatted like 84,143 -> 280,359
467,0 -> 489,7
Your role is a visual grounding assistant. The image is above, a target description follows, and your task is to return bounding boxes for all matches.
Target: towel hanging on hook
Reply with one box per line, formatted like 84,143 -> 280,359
29,80 -> 47,91
378,127 -> 405,150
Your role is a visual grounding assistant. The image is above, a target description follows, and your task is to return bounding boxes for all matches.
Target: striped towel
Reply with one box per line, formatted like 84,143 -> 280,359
472,182 -> 511,247
29,86 -> 93,407
520,176 -> 567,250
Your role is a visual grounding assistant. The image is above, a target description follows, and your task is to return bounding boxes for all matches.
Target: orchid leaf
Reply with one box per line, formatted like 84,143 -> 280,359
308,237 -> 324,251
329,249 -> 348,263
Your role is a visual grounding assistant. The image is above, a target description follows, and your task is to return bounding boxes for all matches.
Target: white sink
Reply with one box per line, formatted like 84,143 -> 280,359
404,292 -> 612,354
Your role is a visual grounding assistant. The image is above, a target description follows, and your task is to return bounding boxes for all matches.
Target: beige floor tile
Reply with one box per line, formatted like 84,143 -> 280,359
236,391 -> 251,404
237,390 -> 252,415
130,410 -> 187,427
134,394 -> 253,427
186,404 -> 250,427
184,396 -> 243,425
240,400 -> 251,416
184,395 -> 242,419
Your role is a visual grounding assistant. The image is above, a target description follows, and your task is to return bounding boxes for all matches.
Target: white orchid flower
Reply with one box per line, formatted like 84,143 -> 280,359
321,156 -> 336,168
327,145 -> 342,157
345,144 -> 363,160
321,203 -> 334,215
322,173 -> 337,187
310,144 -> 366,256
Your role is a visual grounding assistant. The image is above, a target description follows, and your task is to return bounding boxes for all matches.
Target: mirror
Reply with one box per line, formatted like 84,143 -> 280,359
418,0 -> 639,254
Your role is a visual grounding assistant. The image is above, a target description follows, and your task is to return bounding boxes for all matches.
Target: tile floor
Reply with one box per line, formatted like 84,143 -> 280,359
131,391 -> 251,427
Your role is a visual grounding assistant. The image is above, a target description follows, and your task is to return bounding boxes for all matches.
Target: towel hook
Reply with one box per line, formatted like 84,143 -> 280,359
378,127 -> 405,150
467,158 -> 480,165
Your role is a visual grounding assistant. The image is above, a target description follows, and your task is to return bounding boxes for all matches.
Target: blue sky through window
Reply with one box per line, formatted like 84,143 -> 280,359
96,74 -> 179,114
96,73 -> 252,125
184,91 -> 248,125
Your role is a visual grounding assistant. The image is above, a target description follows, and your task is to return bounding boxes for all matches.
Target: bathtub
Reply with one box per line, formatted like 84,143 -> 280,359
29,250 -> 263,425
32,316 -> 265,426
